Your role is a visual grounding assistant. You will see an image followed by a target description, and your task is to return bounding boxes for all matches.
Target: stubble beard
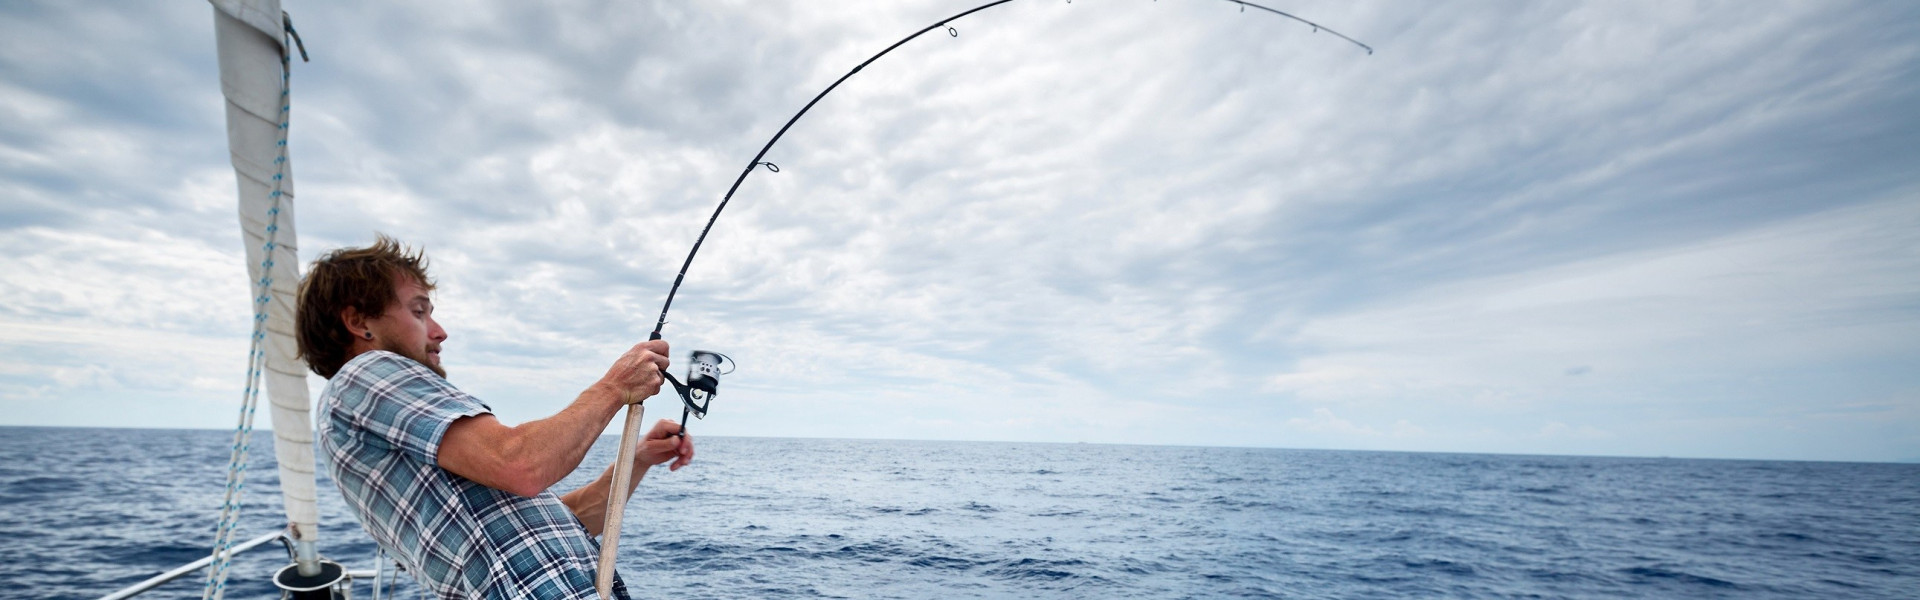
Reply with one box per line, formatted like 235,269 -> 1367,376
382,340 -> 446,378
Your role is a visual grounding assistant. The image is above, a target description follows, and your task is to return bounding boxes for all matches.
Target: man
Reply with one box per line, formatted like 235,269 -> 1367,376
296,235 -> 693,599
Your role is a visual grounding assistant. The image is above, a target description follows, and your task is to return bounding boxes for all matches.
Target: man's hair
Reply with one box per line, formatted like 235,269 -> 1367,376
296,234 -> 435,378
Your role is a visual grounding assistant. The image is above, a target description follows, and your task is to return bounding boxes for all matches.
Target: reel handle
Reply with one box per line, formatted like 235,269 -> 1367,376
662,370 -> 691,399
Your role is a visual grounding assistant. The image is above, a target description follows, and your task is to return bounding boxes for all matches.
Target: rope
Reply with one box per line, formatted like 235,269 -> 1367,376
202,14 -> 296,600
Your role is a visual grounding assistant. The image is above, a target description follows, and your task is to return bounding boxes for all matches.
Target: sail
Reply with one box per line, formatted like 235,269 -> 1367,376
210,0 -> 320,552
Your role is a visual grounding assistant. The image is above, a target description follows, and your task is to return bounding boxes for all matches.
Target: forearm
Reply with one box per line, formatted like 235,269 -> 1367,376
509,384 -> 628,490
560,459 -> 650,537
559,419 -> 693,536
442,340 -> 672,497
444,384 -> 627,497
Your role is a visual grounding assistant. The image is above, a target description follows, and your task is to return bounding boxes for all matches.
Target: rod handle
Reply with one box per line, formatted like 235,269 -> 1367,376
595,403 -> 645,599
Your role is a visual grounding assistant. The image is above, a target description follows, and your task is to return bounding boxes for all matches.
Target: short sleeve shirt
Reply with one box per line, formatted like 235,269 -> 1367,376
319,351 -> 627,600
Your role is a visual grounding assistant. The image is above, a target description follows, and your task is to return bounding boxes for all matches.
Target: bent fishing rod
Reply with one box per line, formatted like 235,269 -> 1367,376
599,3 -> 1369,594
642,0 -> 1369,430
649,0 -> 1368,341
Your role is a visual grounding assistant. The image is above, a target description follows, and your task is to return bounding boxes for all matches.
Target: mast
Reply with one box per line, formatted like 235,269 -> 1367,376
209,0 -> 323,578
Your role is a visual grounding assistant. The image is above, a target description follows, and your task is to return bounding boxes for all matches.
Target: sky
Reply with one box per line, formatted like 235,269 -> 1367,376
1,0 -> 1916,462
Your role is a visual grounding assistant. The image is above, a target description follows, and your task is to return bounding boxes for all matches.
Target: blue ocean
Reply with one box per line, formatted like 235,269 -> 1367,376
1,427 -> 1915,599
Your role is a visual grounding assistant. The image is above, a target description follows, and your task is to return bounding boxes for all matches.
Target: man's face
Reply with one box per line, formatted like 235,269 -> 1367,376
368,275 -> 447,376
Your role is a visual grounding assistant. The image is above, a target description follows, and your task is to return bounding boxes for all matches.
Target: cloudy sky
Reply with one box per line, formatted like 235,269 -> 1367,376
2,1 -> 1916,462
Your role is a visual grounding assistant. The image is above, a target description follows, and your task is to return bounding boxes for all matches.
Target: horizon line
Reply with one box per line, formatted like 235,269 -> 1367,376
5,423 -> 1914,466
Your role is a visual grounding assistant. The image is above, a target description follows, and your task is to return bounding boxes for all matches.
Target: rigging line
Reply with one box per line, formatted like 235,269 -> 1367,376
647,0 -> 1370,340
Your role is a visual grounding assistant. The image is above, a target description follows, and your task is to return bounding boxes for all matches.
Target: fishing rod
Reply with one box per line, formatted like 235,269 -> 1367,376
649,0 -> 1367,337
600,4 -> 1369,594
642,0 -> 1369,429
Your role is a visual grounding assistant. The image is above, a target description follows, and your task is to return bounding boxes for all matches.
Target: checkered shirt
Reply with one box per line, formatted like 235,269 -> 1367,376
319,351 -> 628,600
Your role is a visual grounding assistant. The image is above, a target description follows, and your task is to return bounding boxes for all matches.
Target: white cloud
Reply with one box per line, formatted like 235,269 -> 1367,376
1275,195 -> 1920,406
1,0 -> 1917,461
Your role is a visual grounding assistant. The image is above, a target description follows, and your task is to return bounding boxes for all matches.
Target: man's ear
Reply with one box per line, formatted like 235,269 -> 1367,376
342,306 -> 369,341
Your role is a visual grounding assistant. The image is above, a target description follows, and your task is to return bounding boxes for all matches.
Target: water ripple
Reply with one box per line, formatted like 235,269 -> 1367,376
3,429 -> 1917,599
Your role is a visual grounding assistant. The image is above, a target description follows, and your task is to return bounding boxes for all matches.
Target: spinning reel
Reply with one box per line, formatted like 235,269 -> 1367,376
660,349 -> 734,431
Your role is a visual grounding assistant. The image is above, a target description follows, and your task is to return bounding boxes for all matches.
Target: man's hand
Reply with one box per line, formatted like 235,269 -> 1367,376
597,339 -> 670,405
639,419 -> 695,471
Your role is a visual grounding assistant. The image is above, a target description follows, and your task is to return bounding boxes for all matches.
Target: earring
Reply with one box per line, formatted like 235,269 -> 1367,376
364,332 -> 374,340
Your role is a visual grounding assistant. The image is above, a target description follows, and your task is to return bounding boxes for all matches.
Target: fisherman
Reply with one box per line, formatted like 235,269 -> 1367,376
295,234 -> 692,599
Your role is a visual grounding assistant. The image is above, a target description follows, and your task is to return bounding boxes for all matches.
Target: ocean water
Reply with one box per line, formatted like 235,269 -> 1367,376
1,427 -> 1915,599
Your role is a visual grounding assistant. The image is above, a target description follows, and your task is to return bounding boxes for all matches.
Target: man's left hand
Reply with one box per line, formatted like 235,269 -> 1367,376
639,419 -> 694,471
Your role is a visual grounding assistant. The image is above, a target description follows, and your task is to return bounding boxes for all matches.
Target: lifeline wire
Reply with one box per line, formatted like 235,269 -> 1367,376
645,0 -> 1369,341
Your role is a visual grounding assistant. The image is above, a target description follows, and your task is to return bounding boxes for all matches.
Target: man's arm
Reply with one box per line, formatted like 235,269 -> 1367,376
561,419 -> 695,537
434,340 -> 670,497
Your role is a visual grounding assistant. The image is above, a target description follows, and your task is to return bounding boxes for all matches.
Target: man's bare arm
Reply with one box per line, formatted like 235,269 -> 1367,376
561,419 -> 695,536
435,340 -> 669,497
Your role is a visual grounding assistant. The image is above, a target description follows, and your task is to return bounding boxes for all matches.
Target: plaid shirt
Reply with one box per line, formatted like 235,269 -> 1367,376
319,351 -> 628,600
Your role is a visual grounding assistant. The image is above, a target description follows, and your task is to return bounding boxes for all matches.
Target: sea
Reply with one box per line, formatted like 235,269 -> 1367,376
1,427 -> 1915,599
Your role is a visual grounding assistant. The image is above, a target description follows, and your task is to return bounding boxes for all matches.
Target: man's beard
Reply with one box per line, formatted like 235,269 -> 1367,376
382,340 -> 446,377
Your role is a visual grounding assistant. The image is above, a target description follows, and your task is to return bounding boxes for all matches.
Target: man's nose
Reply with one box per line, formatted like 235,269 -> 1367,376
428,317 -> 448,342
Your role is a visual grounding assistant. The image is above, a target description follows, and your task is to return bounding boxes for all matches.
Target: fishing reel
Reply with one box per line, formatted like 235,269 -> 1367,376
661,350 -> 734,429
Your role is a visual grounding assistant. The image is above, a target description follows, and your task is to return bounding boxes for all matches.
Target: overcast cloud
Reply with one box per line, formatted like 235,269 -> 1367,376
2,0 -> 1916,462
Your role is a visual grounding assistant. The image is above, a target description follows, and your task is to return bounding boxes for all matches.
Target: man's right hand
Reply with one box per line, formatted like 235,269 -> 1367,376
597,339 -> 670,405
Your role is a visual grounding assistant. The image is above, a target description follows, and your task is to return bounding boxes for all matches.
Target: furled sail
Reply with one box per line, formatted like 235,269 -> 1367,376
209,0 -> 321,573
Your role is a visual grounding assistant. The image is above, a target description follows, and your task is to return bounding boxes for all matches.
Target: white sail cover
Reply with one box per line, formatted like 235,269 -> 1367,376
211,0 -> 320,545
